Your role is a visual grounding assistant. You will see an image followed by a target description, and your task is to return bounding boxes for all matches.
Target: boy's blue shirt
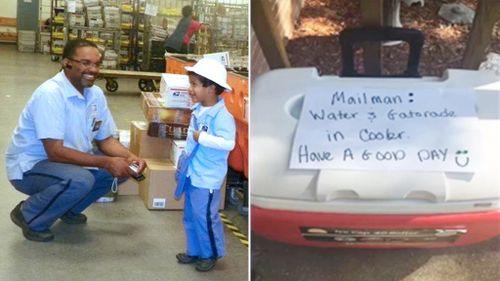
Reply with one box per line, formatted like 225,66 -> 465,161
186,98 -> 236,189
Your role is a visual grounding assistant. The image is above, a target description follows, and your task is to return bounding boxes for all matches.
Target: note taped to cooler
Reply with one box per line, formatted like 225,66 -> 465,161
289,86 -> 481,173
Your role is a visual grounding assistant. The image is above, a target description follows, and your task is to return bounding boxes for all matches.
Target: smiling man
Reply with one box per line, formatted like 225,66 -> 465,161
5,39 -> 147,242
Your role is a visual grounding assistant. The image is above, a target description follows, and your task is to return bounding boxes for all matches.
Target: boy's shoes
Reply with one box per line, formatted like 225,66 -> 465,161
176,253 -> 199,264
195,258 -> 217,272
10,201 -> 54,242
60,212 -> 87,224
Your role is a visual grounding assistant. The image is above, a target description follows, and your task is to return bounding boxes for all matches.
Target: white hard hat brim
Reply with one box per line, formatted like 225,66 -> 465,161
185,60 -> 232,92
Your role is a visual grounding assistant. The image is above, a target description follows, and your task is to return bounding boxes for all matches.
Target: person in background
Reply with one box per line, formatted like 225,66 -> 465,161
175,58 -> 235,272
164,5 -> 205,54
186,15 -> 202,52
5,39 -> 147,242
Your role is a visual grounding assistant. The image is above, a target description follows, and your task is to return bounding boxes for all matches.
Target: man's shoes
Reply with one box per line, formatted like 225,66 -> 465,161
10,201 -> 54,242
60,212 -> 87,224
176,253 -> 199,264
195,258 -> 217,272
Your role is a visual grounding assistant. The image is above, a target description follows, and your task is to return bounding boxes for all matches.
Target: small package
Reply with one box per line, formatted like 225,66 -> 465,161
159,74 -> 192,109
203,51 -> 230,67
141,92 -> 191,125
139,158 -> 225,210
118,129 -> 130,148
170,140 -> 186,167
139,159 -> 183,210
147,122 -> 188,140
129,121 -> 172,160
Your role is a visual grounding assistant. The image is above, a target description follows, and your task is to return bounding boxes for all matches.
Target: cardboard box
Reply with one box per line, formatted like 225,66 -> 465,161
129,121 -> 172,160
102,60 -> 117,69
141,92 -> 191,125
203,51 -> 230,67
118,129 -> 130,148
170,140 -> 186,167
83,0 -> 101,7
139,159 -> 183,210
139,159 -> 225,210
118,178 -> 139,195
159,74 -> 192,109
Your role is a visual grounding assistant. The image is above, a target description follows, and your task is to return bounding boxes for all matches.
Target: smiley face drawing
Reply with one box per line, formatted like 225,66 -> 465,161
455,150 -> 470,167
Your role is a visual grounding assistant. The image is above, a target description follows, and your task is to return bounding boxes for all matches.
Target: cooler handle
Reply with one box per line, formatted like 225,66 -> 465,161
339,27 -> 424,78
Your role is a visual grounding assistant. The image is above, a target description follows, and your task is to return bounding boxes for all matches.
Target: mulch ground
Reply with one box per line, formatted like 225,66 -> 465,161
286,0 -> 500,76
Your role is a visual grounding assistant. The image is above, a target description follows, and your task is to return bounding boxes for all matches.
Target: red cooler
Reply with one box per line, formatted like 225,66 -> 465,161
251,67 -> 500,248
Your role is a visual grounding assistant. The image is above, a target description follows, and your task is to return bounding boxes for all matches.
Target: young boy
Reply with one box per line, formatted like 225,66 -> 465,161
176,58 -> 235,272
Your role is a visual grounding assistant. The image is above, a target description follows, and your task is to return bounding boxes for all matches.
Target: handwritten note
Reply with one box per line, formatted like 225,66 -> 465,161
290,87 -> 481,172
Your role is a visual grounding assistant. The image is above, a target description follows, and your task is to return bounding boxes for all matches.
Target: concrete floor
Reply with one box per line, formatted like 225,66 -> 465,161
252,234 -> 500,281
0,44 -> 248,281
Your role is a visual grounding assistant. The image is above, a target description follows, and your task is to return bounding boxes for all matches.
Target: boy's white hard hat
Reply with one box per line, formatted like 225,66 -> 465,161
185,58 -> 232,91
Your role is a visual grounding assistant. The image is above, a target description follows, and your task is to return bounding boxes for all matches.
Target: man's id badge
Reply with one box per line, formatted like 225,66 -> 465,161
92,119 -> 102,132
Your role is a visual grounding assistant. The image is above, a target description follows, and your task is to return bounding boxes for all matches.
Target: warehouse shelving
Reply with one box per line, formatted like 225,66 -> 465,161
48,0 -> 121,66
195,0 -> 248,58
120,0 -> 147,70
49,0 -> 65,61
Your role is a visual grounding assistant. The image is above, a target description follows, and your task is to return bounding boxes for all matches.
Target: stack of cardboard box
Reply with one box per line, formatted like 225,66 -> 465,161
17,30 -> 36,53
124,75 -> 225,210
123,120 -> 174,209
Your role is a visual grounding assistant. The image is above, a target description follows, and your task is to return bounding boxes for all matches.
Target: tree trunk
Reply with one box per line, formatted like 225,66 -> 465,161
361,0 -> 384,75
462,0 -> 500,69
251,0 -> 291,69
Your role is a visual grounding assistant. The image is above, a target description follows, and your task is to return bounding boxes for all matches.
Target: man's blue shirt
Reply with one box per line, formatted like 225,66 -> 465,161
5,71 -> 117,180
